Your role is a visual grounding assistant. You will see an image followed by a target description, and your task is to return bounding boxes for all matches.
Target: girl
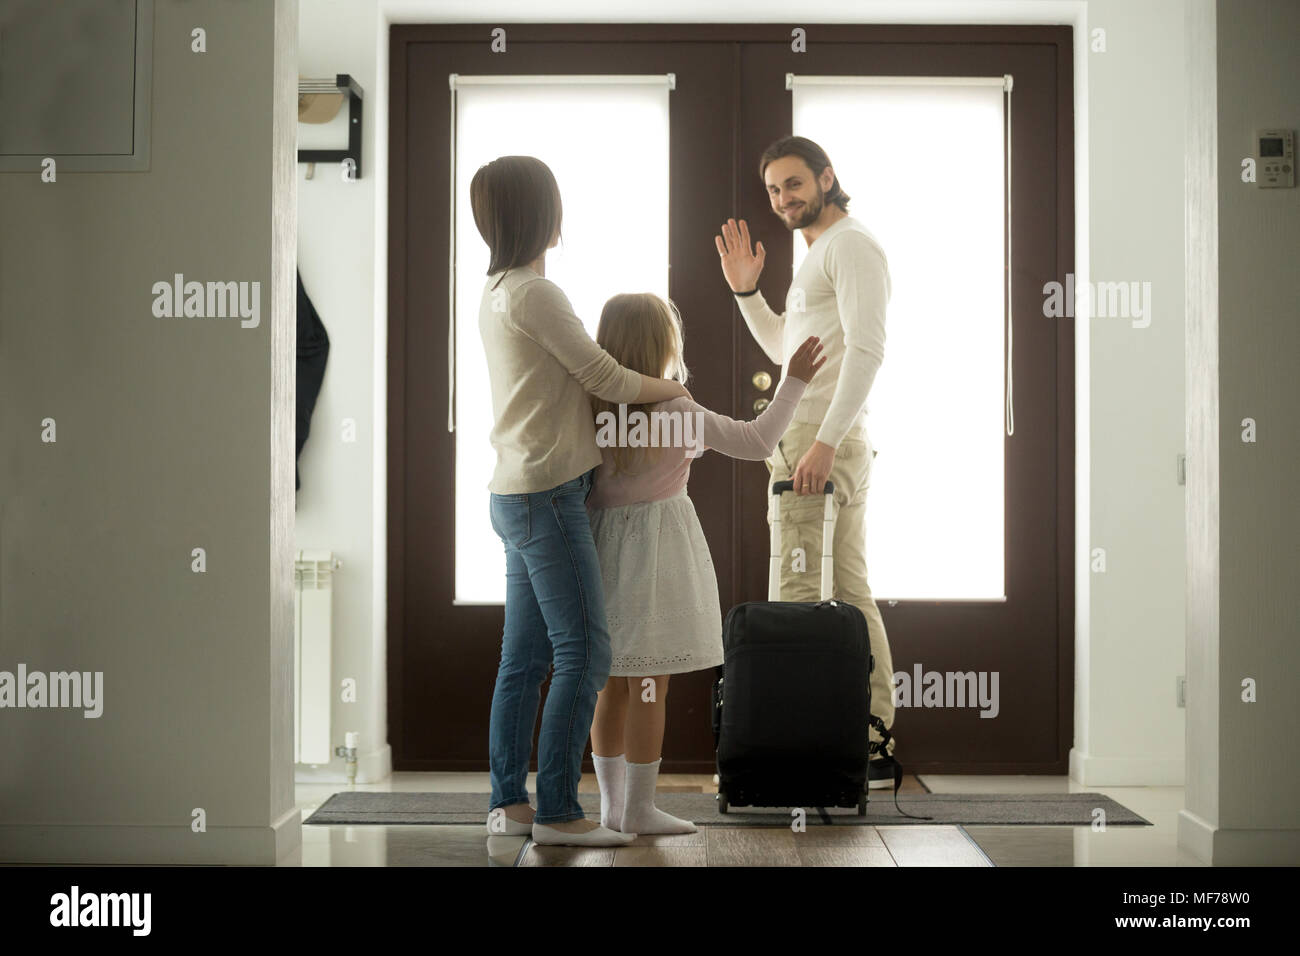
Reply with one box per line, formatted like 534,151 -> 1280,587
586,293 -> 824,833
470,156 -> 692,847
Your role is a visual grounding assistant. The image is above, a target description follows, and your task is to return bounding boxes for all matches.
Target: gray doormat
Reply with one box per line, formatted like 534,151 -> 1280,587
304,791 -> 1150,827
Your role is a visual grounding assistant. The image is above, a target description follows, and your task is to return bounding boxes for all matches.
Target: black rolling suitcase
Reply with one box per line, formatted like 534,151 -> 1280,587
714,478 -> 913,816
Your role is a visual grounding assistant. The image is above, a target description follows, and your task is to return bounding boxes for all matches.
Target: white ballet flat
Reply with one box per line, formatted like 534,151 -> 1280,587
531,822 -> 637,847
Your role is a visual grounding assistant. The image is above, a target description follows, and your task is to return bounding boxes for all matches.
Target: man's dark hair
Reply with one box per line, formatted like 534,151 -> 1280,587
758,136 -> 850,212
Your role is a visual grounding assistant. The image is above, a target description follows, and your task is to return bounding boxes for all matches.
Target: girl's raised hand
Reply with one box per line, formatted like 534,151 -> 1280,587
786,335 -> 826,384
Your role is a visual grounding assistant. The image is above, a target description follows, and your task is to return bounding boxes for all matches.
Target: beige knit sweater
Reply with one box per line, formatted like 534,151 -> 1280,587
478,266 -> 642,494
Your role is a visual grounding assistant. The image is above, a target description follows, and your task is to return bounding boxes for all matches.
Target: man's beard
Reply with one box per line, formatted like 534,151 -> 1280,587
782,185 -> 825,230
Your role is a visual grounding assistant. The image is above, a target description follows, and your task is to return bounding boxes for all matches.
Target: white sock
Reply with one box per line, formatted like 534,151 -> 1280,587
592,753 -> 626,831
621,758 -> 698,835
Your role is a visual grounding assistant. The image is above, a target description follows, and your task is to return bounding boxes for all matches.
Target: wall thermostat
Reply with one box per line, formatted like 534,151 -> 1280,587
1257,129 -> 1294,188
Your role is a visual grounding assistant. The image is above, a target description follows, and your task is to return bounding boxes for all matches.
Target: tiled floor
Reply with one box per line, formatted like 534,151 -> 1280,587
291,771 -> 1207,867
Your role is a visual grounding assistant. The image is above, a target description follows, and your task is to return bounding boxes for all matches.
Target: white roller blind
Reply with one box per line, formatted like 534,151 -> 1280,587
790,75 -> 1010,601
451,76 -> 671,604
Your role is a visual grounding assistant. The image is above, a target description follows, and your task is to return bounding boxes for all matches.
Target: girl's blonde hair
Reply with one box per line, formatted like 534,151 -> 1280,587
591,293 -> 690,476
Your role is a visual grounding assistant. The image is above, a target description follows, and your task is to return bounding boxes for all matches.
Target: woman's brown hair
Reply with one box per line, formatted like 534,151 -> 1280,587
469,155 -> 563,290
758,135 -> 850,212
591,293 -> 690,476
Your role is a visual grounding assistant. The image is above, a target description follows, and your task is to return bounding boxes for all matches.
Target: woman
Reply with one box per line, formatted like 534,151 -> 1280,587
471,156 -> 689,847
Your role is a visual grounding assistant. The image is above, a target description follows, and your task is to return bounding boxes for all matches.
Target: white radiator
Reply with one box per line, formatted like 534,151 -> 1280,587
294,549 -> 339,765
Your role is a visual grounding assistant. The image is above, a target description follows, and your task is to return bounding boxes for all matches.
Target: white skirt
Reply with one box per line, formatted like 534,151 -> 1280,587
589,489 -> 724,677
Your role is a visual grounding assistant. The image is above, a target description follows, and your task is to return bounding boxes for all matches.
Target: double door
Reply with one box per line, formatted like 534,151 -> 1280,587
388,24 -> 1074,774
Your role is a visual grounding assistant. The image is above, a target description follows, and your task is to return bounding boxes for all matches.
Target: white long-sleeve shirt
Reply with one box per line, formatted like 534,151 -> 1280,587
734,216 -> 890,448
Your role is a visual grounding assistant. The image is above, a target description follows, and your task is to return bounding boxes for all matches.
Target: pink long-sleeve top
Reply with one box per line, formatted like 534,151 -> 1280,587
586,376 -> 807,510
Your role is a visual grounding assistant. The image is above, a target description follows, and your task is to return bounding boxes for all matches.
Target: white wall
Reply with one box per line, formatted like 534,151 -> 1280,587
294,0 -> 1190,813
1181,0 -> 1220,860
1,0 -> 299,865
1185,0 -> 1300,865
295,0 -> 392,785
1071,0 -> 1188,787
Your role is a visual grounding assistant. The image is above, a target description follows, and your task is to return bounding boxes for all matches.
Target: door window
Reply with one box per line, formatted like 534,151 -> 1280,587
791,77 -> 1008,600
452,76 -> 672,602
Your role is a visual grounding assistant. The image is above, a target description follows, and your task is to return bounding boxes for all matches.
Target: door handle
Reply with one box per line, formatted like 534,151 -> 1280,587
753,398 -> 770,414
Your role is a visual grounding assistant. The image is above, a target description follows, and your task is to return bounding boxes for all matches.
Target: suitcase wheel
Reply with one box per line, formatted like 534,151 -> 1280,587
857,793 -> 867,816
717,791 -> 729,814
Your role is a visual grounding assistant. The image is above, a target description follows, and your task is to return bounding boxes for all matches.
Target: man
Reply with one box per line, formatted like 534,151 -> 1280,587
715,135 -> 898,786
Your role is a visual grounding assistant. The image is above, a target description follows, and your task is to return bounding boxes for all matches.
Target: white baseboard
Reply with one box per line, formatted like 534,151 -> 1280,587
1177,808 -> 1216,863
0,806 -> 302,865
1178,809 -> 1300,865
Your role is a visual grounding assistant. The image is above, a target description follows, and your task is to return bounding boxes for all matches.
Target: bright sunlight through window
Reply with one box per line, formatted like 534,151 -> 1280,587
453,77 -> 670,603
791,77 -> 1008,600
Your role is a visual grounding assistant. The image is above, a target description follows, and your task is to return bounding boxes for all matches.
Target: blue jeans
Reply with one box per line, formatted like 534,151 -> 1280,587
487,468 -> 612,824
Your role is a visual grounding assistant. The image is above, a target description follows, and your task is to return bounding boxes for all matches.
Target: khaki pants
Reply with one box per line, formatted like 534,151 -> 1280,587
765,420 -> 895,757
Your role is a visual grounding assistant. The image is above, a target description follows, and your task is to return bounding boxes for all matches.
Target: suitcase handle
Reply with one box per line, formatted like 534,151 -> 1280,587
768,480 -> 836,601
771,479 -> 835,496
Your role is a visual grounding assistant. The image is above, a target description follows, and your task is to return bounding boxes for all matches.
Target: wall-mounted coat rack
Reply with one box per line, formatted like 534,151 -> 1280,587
298,73 -> 364,180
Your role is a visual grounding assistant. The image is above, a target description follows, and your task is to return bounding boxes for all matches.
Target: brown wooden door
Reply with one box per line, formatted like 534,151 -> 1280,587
389,25 -> 1073,775
388,28 -> 743,772
731,33 -> 1076,775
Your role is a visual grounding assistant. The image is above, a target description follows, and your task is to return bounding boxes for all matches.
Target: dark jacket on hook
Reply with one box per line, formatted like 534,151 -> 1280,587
296,270 -> 330,493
